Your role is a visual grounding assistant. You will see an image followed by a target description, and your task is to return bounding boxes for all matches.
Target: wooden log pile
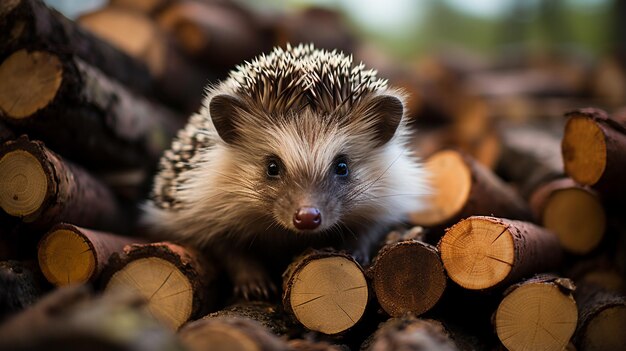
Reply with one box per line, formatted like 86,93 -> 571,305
1,1 -> 625,351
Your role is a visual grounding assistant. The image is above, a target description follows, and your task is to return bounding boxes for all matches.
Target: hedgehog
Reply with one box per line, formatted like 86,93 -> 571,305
142,43 -> 429,299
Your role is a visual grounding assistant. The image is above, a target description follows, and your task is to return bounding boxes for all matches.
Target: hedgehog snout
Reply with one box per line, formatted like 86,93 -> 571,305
293,207 -> 322,230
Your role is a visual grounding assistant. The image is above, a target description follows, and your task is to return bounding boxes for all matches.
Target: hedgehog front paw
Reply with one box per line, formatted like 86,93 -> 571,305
232,267 -> 276,300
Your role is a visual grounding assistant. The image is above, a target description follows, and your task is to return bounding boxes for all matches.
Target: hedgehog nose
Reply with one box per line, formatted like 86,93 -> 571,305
293,207 -> 321,230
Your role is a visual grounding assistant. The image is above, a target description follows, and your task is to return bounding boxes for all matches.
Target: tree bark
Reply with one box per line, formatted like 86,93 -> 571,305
0,137 -> 127,231
102,242 -> 217,330
439,216 -> 562,290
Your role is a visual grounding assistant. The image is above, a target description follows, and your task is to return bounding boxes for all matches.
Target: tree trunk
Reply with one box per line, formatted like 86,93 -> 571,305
282,249 -> 369,335
38,223 -> 144,286
439,216 -> 562,290
0,137 -> 127,231
102,242 -> 217,330
0,49 -> 183,171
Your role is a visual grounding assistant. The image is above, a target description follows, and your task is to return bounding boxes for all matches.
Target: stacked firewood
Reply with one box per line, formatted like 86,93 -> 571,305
1,0 -> 625,351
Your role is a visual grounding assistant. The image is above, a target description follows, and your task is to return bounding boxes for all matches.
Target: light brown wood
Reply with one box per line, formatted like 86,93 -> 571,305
563,117 -> 606,185
103,242 -> 216,331
439,216 -> 562,290
0,149 -> 47,217
410,150 -> 532,227
0,50 -> 62,119
179,317 -> 288,351
410,150 -> 471,226
38,223 -> 141,286
530,178 -> 606,254
562,108 -> 626,195
282,250 -> 368,335
78,7 -> 166,76
495,276 -> 578,351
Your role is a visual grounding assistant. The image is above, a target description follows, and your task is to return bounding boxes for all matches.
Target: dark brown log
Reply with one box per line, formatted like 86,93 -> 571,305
0,49 -> 183,171
497,126 -> 564,198
109,0 -> 172,15
282,249 -> 369,335
203,301 -> 294,336
38,223 -> 144,286
0,285 -> 186,351
494,275 -> 578,351
156,0 -> 271,71
439,216 -> 562,290
369,227 -> 446,317
567,258 -> 626,294
409,150 -> 533,227
0,0 -> 154,99
0,137 -> 126,231
573,283 -> 626,351
102,242 -> 217,330
78,6 -> 213,113
273,8 -> 356,54
529,178 -> 606,254
0,260 -> 44,322
562,108 -> 626,196
361,316 -> 458,351
179,316 -> 289,351
287,339 -> 349,351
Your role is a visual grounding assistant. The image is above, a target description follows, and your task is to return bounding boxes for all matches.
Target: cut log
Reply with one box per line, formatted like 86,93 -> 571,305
0,137 -> 126,231
78,6 -> 212,112
109,0 -> 172,15
0,49 -> 183,171
282,249 -> 369,335
0,285 -> 186,351
439,216 -> 562,290
0,260 -> 43,322
530,178 -> 606,254
409,150 -> 533,227
494,275 -> 578,351
287,339 -> 349,351
179,316 -> 289,351
361,316 -> 458,351
103,242 -> 217,330
369,228 -> 446,317
203,301 -> 293,336
38,223 -> 143,286
0,0 -> 154,98
573,283 -> 626,351
156,0 -> 270,71
562,108 -> 626,196
497,126 -> 564,198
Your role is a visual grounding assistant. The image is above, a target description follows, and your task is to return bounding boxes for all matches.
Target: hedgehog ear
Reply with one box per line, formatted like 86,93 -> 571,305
361,95 -> 404,147
209,94 -> 247,144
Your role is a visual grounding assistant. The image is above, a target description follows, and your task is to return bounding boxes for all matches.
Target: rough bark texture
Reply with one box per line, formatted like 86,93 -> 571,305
361,316 -> 459,351
179,316 -> 289,351
0,137 -> 126,231
102,242 -> 217,329
282,248 -> 369,335
439,216 -> 563,290
0,49 -> 183,171
203,301 -> 295,337
562,108 -> 626,196
0,285 -> 186,351
0,260 -> 44,323
0,0 -> 155,97
38,223 -> 144,286
573,283 -> 626,351
368,230 -> 446,317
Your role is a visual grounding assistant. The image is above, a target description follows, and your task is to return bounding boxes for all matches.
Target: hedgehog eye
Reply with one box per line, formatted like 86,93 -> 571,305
267,159 -> 280,178
334,160 -> 349,177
